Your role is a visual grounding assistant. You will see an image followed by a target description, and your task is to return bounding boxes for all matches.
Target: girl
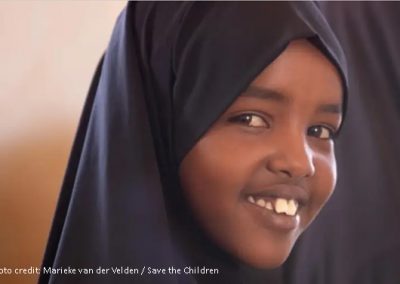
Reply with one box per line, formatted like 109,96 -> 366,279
41,2 -> 347,283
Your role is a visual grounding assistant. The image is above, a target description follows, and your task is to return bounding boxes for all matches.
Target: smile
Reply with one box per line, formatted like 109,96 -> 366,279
247,195 -> 299,216
243,194 -> 301,232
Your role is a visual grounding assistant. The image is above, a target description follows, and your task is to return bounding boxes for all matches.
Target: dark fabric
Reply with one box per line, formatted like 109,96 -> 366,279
40,2 -> 347,283
284,2 -> 400,284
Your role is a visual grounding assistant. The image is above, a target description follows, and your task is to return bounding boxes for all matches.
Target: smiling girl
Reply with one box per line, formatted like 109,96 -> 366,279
41,2 -> 347,283
180,39 -> 343,269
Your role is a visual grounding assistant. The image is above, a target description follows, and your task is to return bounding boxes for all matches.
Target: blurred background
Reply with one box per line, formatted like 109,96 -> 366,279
0,2 -> 125,283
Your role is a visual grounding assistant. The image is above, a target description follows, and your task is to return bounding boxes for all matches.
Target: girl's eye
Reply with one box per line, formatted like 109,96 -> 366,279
307,125 -> 335,140
229,113 -> 269,128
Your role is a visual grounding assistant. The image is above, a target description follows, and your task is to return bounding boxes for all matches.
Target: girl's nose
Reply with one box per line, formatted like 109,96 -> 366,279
266,135 -> 315,179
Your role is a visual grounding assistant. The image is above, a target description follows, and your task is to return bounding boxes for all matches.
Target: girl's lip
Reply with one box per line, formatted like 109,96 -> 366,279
243,197 -> 301,232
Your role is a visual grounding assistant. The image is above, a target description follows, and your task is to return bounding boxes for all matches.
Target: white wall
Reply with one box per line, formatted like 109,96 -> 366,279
0,2 -> 125,283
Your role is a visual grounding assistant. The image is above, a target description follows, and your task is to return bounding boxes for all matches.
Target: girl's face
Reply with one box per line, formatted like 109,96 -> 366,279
179,39 -> 343,268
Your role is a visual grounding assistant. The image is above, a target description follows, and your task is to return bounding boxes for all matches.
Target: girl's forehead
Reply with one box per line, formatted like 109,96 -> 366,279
248,40 -> 343,105
254,40 -> 341,84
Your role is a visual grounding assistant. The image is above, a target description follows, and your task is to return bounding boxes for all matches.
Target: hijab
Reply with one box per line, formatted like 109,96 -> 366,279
283,2 -> 400,284
40,2 -> 347,283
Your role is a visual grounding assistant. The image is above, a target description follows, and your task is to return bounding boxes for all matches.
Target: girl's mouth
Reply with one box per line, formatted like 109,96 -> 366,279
243,194 -> 303,232
247,195 -> 299,216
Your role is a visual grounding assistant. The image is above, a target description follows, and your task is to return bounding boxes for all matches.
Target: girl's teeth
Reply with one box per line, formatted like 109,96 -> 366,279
274,198 -> 298,216
275,198 -> 289,214
248,195 -> 255,204
247,195 -> 299,216
256,199 -> 266,207
287,199 -> 297,216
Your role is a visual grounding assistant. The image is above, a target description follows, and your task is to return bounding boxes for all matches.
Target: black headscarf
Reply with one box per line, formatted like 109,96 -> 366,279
283,2 -> 400,284
40,2 -> 347,283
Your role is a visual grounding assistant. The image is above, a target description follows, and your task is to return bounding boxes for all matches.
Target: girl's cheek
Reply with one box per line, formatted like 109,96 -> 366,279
310,157 -> 337,212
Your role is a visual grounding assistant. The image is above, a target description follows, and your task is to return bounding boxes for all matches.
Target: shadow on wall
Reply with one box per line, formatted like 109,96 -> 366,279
0,126 -> 74,284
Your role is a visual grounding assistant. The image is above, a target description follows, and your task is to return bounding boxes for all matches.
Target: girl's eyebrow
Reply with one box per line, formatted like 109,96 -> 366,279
243,86 -> 342,115
318,103 -> 342,115
242,86 -> 288,103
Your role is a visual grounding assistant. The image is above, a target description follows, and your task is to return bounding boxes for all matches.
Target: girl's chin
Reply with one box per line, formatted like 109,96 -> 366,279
231,238 -> 297,269
240,254 -> 289,270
